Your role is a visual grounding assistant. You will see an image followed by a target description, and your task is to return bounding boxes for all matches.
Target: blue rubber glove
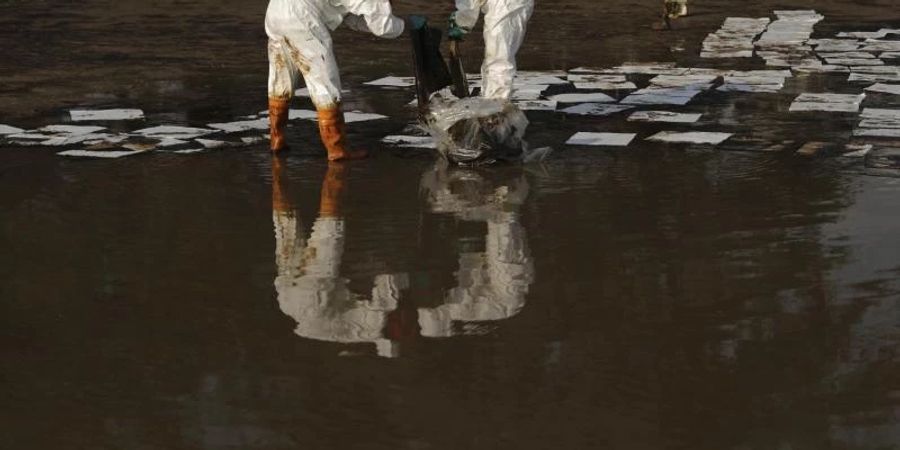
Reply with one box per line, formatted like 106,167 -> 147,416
448,13 -> 467,41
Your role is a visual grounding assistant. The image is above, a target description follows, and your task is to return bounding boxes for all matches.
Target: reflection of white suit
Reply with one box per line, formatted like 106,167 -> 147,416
273,209 -> 407,356
417,164 -> 535,337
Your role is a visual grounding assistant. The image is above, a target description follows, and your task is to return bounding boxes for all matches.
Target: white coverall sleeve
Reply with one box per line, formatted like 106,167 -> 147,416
341,0 -> 405,38
454,0 -> 483,30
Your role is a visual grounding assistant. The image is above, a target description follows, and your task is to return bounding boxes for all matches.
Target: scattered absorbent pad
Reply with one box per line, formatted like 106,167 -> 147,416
0,124 -> 24,135
134,126 -> 218,139
208,119 -> 270,133
855,108 -> 900,137
344,112 -> 388,123
364,76 -> 415,87
40,125 -> 106,135
566,132 -> 636,147
381,135 -> 436,149
514,100 -> 557,111
69,109 -> 144,121
57,149 -> 149,159
865,84 -> 900,95
628,111 -> 702,123
549,92 -> 616,104
560,104 -> 633,116
646,131 -> 732,145
789,93 -> 866,113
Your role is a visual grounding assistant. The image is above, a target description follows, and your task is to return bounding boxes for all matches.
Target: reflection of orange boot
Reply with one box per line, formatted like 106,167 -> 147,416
268,97 -> 290,153
319,162 -> 347,217
317,104 -> 367,161
272,156 -> 290,212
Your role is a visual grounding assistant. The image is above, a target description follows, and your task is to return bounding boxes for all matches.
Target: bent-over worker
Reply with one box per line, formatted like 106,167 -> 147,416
266,0 -> 405,159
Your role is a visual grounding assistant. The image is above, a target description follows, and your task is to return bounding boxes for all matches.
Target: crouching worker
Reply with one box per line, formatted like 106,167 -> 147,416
448,0 -> 535,100
266,0 -> 405,159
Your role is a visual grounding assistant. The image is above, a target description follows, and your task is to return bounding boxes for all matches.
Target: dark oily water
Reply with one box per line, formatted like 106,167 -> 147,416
2,1 -> 900,449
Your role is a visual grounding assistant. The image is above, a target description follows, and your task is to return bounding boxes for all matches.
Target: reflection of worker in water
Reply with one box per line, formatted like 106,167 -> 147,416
272,159 -> 412,357
448,0 -> 535,100
416,162 -> 535,337
272,160 -> 534,356
265,0 -> 405,159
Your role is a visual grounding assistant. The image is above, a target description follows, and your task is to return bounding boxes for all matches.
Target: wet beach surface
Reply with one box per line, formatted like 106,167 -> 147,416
2,1 -> 900,449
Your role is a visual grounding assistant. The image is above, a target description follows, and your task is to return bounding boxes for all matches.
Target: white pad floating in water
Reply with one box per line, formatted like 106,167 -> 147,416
817,51 -> 878,60
853,128 -> 900,138
568,74 -> 635,90
701,17 -> 771,59
628,111 -> 702,123
860,41 -> 900,52
364,76 -> 415,87
511,85 -> 549,101
560,103 -> 633,116
157,138 -> 188,147
861,108 -> 900,120
857,108 -> 900,136
825,58 -> 884,66
69,109 -> 144,121
792,64 -> 851,73
848,66 -> 900,83
41,133 -> 118,146
810,39 -> 861,52
514,100 -> 558,111
865,84 -> 900,95
566,132 -> 636,147
621,88 -> 704,105
0,124 -> 24,135
789,93 -> 866,113
57,149 -> 148,158
345,112 -> 388,123
514,72 -> 568,85
134,126 -> 217,139
549,92 -> 616,103
289,109 -> 318,120
646,131 -> 732,145
208,119 -> 269,133
194,139 -> 234,149
6,133 -> 56,144
381,135 -> 436,149
40,125 -> 106,135
573,81 -> 637,90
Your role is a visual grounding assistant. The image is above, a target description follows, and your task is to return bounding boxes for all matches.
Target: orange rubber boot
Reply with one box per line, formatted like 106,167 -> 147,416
268,97 -> 290,153
317,104 -> 367,161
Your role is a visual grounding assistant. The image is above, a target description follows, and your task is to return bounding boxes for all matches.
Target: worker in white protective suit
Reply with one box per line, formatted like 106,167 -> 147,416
265,0 -> 406,159
271,158 -> 411,357
416,162 -> 535,337
448,0 -> 535,100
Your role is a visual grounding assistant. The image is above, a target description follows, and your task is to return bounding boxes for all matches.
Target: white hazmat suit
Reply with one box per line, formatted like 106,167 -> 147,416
265,0 -> 405,108
453,0 -> 535,100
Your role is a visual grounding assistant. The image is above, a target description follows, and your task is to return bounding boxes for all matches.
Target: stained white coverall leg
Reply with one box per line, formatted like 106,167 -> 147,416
265,0 -> 405,108
454,0 -> 535,100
